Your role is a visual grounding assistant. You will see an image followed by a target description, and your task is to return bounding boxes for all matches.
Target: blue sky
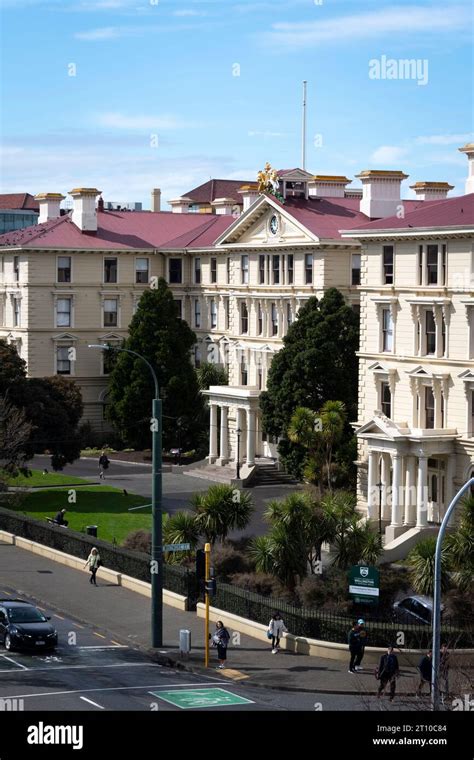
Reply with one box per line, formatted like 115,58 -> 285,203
1,0 -> 473,207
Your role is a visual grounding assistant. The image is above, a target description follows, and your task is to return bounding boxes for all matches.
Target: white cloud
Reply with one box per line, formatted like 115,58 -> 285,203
172,9 -> 204,17
75,26 -> 121,40
261,5 -> 471,49
96,112 -> 199,130
247,130 -> 287,138
370,145 -> 409,164
415,133 -> 473,145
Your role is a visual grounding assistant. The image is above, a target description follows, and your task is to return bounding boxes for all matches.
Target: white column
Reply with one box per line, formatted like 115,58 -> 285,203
390,453 -> 403,527
416,454 -> 428,527
367,450 -> 378,519
381,454 -> 391,520
404,456 -> 416,525
218,406 -> 229,463
209,404 -> 218,462
246,409 -> 256,466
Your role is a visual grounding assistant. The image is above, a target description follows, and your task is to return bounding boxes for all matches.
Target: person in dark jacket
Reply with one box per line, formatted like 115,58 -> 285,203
54,508 -> 68,527
377,645 -> 400,701
354,618 -> 368,670
212,620 -> 230,669
348,621 -> 361,673
98,451 -> 110,480
417,650 -> 433,696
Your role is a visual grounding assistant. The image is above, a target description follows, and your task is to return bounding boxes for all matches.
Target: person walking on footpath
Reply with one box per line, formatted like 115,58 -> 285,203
354,618 -> 368,670
348,620 -> 361,673
98,451 -> 110,480
84,547 -> 101,586
440,643 -> 450,700
212,620 -> 230,669
376,645 -> 400,702
416,650 -> 433,697
268,612 -> 287,654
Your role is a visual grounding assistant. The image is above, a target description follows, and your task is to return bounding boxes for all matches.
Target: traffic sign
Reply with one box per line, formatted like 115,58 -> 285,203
349,564 -> 380,605
149,688 -> 254,709
162,543 -> 191,552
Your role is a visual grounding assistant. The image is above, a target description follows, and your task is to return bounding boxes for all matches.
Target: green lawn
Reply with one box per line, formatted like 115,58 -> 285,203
14,486 -> 153,545
4,469 -> 90,488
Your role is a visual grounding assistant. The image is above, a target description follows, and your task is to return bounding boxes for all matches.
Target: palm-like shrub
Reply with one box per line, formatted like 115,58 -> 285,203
163,511 -> 200,548
407,537 -> 451,595
445,496 -> 474,592
191,484 -> 253,544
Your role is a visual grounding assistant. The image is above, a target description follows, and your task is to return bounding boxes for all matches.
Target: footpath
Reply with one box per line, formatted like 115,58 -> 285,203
0,540 -> 443,698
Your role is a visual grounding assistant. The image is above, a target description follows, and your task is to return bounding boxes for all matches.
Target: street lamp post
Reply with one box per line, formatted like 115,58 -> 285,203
431,477 -> 474,711
376,480 -> 383,537
236,427 -> 242,479
88,344 -> 163,647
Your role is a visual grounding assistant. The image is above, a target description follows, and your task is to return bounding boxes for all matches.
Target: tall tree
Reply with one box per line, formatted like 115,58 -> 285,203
106,279 -> 204,450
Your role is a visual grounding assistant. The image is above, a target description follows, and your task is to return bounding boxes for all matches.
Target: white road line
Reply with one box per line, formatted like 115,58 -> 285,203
2,682 -> 229,700
0,655 -> 28,670
80,696 -> 105,709
0,662 -> 159,674
78,645 -> 128,650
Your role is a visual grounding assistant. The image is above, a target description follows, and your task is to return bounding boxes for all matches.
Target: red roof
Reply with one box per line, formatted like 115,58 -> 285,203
0,210 -> 234,250
344,194 -> 473,234
0,193 -> 39,211
185,179 -> 251,205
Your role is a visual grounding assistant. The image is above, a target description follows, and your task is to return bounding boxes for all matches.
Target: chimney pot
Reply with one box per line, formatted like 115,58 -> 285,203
409,181 -> 454,201
458,143 -> 474,195
238,184 -> 258,212
168,196 -> 193,213
356,170 -> 409,218
35,193 -> 65,224
69,188 -> 101,232
151,188 -> 161,212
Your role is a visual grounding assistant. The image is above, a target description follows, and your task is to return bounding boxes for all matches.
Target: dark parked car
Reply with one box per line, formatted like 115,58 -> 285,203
392,595 -> 444,625
0,599 -> 58,652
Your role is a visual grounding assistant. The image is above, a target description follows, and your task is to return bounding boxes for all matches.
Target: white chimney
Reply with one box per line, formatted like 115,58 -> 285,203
458,143 -> 474,194
356,170 -> 409,219
211,197 -> 236,215
308,175 -> 351,198
69,188 -> 101,232
410,181 -> 454,201
35,193 -> 65,224
151,188 -> 161,212
238,184 -> 258,212
168,196 -> 193,213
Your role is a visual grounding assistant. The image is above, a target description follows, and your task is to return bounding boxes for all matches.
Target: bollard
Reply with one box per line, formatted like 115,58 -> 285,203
179,629 -> 191,659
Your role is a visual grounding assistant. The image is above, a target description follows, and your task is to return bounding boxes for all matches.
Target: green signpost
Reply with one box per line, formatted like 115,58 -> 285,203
149,688 -> 254,709
349,564 -> 380,605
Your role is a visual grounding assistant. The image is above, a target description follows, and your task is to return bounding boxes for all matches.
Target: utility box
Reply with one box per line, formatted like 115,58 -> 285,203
86,525 -> 98,537
179,629 -> 191,658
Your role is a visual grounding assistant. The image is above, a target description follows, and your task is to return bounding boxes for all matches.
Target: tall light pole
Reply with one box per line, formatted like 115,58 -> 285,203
236,427 -> 242,479
88,344 -> 163,647
376,480 -> 383,537
431,477 -> 474,711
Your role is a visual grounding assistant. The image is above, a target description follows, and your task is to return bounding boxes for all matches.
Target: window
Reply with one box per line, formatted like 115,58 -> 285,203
103,344 -> 119,375
241,255 -> 249,284
257,366 -> 263,390
258,303 -> 263,335
382,308 -> 393,352
169,259 -> 182,284
210,257 -> 217,284
425,386 -> 435,429
287,303 -> 292,327
57,256 -> 71,283
418,245 -> 423,285
383,246 -> 394,284
272,255 -> 280,285
174,299 -> 182,318
288,254 -> 294,285
351,253 -> 361,285
210,299 -> 217,329
194,258 -> 201,284
104,257 -> 117,284
13,256 -> 19,282
103,298 -> 118,327
259,255 -> 265,285
56,298 -> 71,327
381,381 -> 391,418
305,254 -> 313,284
224,297 -> 229,330
241,356 -> 248,386
226,257 -> 231,284
441,244 -> 447,285
425,310 -> 436,355
194,299 -> 201,328
241,302 -> 248,333
426,245 -> 439,284
135,258 -> 149,284
194,346 -> 201,369
271,303 -> 278,336
57,346 -> 72,375
13,297 -> 21,327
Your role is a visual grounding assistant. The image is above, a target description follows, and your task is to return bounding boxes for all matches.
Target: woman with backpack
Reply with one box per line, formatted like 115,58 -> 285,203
84,547 -> 101,586
268,611 -> 287,654
212,620 -> 230,669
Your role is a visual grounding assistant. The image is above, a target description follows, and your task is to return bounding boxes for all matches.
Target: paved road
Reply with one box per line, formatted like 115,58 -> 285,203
30,455 -> 301,539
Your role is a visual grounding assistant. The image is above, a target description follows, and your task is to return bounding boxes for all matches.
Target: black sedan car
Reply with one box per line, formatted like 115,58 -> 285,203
0,599 -> 58,652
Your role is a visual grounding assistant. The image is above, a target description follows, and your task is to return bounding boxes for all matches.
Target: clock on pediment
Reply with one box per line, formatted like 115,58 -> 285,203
269,214 -> 280,235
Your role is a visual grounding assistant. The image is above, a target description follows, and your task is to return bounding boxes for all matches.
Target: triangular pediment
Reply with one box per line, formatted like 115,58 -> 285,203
407,365 -> 430,377
279,168 -> 314,182
52,332 -> 78,342
356,413 -> 406,439
98,333 -> 123,342
215,194 -> 318,247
